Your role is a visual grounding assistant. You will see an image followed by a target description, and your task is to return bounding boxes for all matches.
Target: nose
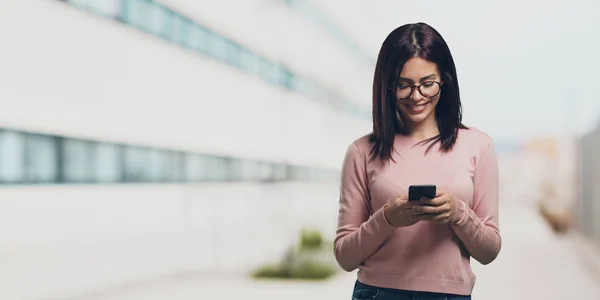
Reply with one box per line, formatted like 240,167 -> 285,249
410,86 -> 424,101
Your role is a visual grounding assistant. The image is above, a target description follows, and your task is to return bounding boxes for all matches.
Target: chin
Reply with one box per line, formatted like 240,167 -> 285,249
399,109 -> 434,124
405,114 -> 429,123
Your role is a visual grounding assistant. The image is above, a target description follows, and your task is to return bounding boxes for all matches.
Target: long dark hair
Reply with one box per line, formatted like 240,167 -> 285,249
368,22 -> 467,163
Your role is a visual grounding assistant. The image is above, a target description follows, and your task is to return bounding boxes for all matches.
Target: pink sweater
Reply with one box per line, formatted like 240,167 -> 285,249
334,128 -> 501,296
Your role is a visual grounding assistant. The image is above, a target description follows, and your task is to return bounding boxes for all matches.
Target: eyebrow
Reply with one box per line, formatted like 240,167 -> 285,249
398,74 -> 437,82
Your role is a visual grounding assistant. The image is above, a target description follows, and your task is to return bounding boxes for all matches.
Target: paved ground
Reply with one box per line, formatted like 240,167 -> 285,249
84,203 -> 600,300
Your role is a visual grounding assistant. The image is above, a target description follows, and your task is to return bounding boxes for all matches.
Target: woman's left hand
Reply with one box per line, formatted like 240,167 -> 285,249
412,190 -> 459,224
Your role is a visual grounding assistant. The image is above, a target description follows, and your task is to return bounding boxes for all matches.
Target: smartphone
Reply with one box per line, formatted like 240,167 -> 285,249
408,184 -> 436,201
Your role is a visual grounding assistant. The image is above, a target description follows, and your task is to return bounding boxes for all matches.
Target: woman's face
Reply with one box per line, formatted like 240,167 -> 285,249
395,57 -> 442,126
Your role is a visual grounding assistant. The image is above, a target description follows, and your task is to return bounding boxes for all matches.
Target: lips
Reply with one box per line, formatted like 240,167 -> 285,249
404,101 -> 431,114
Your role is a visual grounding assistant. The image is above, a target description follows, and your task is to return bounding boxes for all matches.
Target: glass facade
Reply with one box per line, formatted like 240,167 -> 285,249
60,0 -> 370,121
0,128 -> 338,185
283,0 -> 376,66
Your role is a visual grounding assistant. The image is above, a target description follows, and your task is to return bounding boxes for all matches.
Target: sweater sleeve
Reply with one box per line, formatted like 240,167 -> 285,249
451,141 -> 501,265
333,141 -> 397,272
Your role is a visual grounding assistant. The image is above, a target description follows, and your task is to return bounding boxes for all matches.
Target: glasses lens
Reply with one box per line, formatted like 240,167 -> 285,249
397,85 -> 412,99
419,81 -> 440,97
396,81 -> 440,99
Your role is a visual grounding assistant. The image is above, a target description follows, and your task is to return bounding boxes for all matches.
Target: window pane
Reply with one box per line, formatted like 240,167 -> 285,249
185,154 -> 208,182
66,0 -> 87,9
241,49 -> 258,73
24,134 -> 58,183
123,0 -> 151,31
240,160 -> 261,181
63,139 -> 95,183
271,65 -> 282,86
227,42 -> 243,68
280,67 -> 294,89
226,159 -> 243,182
169,152 -> 184,182
124,146 -> 151,182
188,25 -> 210,54
207,157 -> 229,182
67,0 -> 121,18
89,0 -> 121,18
0,131 -> 25,183
161,9 -> 175,40
172,15 -> 190,46
149,149 -> 165,182
94,143 -> 121,183
258,59 -> 277,84
209,34 -> 229,62
148,3 -> 167,35
272,163 -> 287,181
122,0 -> 140,26
258,162 -> 273,181
148,149 -> 180,182
291,76 -> 315,99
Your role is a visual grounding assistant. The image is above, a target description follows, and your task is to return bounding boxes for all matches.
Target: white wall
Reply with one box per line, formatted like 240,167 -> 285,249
0,1 -> 373,298
0,182 -> 341,299
0,0 -> 372,170
160,0 -> 376,108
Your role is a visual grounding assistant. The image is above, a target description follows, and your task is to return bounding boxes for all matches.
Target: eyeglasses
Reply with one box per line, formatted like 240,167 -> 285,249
396,81 -> 442,99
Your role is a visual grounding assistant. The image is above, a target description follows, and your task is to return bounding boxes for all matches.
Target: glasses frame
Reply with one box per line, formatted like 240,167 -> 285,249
395,80 -> 443,100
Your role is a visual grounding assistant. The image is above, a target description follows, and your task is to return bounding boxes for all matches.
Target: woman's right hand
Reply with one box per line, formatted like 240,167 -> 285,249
383,194 -> 421,227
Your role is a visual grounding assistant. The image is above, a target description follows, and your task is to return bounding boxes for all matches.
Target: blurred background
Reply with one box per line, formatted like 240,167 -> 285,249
0,0 -> 600,299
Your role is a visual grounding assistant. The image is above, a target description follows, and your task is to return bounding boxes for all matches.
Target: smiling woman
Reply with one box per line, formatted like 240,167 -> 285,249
370,22 -> 466,159
334,22 -> 501,300
395,59 -> 442,123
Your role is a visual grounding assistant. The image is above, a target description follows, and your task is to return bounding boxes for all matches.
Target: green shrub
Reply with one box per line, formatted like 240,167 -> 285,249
251,228 -> 337,281
299,228 -> 324,251
252,264 -> 290,279
252,261 -> 335,280
288,261 -> 336,280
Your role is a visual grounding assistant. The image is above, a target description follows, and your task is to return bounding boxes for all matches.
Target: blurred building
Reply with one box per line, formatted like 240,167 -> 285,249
496,136 -> 577,211
576,120 -> 600,247
0,0 -> 382,298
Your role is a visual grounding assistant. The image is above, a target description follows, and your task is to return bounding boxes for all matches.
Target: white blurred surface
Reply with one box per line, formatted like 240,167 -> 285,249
0,182 -> 340,299
63,203 -> 600,300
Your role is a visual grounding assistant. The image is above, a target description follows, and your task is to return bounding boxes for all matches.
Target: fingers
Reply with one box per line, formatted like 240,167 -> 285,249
412,203 -> 448,214
420,195 -> 448,206
416,212 -> 452,223
390,194 -> 408,205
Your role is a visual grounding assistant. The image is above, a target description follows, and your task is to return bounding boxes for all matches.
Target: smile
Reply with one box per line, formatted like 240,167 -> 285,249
405,101 -> 431,113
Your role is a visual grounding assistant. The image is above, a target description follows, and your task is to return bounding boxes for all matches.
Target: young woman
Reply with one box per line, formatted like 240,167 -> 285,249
334,22 -> 501,300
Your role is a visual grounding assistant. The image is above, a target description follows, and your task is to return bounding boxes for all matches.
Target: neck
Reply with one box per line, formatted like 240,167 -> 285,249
406,115 -> 439,141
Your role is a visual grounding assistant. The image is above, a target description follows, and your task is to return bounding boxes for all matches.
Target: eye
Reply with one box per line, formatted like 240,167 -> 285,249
397,83 -> 410,89
422,81 -> 435,87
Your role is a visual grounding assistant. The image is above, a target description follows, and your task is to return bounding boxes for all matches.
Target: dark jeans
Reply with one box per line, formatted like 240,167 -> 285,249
352,280 -> 471,300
